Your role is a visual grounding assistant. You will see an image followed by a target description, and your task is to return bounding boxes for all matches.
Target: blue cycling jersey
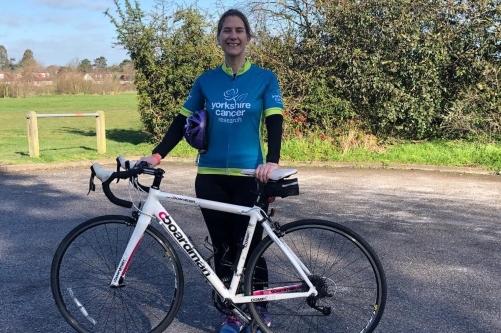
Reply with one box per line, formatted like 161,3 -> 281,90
180,60 -> 284,176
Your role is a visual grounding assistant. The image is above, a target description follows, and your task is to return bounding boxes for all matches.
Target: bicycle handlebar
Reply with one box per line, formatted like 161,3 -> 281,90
88,156 -> 162,208
88,156 -> 299,209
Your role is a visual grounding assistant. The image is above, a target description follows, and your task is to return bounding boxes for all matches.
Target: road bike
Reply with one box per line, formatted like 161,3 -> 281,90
50,156 -> 387,333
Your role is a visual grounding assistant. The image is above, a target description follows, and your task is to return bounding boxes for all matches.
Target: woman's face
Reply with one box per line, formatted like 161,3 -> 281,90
217,15 -> 250,59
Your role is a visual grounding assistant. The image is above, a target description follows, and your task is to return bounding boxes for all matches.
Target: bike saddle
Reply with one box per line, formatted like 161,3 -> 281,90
241,168 -> 297,181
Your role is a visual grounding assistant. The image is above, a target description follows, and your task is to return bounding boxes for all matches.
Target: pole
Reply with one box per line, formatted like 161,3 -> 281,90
96,111 -> 106,154
26,111 -> 40,158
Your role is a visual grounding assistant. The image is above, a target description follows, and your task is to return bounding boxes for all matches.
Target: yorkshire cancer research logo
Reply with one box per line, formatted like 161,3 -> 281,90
223,88 -> 248,103
272,88 -> 283,104
211,89 -> 250,124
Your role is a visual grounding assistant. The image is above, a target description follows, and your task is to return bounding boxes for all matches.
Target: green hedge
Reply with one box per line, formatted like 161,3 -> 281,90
108,0 -> 501,142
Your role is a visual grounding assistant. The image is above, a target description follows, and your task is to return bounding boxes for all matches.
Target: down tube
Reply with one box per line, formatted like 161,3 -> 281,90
153,202 -> 228,295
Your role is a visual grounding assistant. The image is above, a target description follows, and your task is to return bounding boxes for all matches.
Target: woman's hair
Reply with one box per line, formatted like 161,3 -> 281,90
217,9 -> 255,39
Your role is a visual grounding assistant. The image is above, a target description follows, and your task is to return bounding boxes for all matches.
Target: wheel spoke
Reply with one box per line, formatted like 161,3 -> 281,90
51,216 -> 184,333
244,219 -> 386,333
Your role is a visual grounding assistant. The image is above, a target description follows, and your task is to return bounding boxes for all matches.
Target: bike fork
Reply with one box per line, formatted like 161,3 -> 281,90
109,213 -> 151,287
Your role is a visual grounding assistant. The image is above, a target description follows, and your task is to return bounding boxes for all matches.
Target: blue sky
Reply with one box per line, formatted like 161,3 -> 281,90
1,0 -> 231,67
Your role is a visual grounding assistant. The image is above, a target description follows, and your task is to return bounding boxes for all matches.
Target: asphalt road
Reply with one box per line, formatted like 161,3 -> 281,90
1,162 -> 500,333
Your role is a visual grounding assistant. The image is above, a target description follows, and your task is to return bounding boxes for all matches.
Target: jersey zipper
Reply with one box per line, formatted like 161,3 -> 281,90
226,73 -> 238,175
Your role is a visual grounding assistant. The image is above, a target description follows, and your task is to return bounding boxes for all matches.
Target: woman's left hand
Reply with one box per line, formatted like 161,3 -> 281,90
255,162 -> 278,183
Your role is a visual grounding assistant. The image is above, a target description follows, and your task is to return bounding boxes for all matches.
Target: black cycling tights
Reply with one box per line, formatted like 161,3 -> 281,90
195,173 -> 268,292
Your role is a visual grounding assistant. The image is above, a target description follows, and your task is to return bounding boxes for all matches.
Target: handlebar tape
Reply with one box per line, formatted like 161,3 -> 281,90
91,163 -> 145,209
101,178 -> 133,208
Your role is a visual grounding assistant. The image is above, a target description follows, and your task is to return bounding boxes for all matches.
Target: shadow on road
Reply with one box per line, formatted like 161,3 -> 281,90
0,166 -> 500,333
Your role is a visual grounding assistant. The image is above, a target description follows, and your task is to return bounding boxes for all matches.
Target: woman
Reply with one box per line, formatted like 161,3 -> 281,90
141,8 -> 284,333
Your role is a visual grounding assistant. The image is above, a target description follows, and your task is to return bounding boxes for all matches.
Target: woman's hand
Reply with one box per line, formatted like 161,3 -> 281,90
140,153 -> 161,167
255,162 -> 278,183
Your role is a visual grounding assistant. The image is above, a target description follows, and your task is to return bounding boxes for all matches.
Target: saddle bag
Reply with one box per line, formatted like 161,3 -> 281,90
265,178 -> 299,198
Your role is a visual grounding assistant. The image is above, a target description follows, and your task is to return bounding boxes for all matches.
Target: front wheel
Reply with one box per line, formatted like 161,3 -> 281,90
244,219 -> 386,333
51,215 -> 184,333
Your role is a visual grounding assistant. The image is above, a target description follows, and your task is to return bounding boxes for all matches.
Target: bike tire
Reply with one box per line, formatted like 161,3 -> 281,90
244,219 -> 386,333
51,215 -> 184,333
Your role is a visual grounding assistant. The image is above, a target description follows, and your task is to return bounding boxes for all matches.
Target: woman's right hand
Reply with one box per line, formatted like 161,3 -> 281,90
140,154 -> 161,167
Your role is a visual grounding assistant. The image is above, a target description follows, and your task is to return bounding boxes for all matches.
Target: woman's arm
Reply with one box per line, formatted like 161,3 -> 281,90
141,113 -> 187,166
265,114 -> 283,164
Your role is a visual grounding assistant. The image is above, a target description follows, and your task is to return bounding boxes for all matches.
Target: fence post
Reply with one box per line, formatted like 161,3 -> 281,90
96,111 -> 106,154
26,111 -> 40,158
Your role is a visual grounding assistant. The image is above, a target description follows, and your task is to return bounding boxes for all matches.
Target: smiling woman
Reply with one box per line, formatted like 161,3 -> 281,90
137,8 -> 285,333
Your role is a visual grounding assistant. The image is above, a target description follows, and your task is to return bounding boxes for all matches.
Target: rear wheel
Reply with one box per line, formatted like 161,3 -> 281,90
244,219 -> 386,333
51,215 -> 184,333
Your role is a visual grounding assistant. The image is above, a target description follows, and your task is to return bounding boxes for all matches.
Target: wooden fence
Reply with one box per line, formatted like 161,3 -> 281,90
26,111 -> 106,158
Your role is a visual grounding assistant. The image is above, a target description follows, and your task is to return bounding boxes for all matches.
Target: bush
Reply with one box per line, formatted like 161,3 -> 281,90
0,73 -> 134,98
107,2 -> 221,141
107,0 -> 501,143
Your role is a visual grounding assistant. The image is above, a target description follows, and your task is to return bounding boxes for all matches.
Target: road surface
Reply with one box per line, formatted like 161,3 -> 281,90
0,162 -> 500,332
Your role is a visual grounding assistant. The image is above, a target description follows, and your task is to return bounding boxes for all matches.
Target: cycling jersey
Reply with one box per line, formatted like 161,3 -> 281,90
181,60 -> 284,175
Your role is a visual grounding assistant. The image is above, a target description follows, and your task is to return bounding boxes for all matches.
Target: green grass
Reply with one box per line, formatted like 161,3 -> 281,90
1,93 -> 501,172
0,93 -> 193,164
281,138 -> 501,171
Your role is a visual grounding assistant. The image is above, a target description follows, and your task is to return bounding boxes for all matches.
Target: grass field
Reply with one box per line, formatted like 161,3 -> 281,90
1,93 -> 501,171
0,93 -> 194,164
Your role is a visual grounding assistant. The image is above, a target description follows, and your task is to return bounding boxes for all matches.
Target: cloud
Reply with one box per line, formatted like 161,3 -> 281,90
36,0 -> 110,11
0,16 -> 23,28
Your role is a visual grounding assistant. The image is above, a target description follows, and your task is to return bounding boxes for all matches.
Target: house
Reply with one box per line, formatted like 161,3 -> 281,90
0,72 -> 15,84
29,72 -> 53,86
46,65 -> 60,76
83,73 -> 96,82
119,74 -> 132,84
34,72 -> 50,79
0,71 -> 54,86
93,72 -> 113,83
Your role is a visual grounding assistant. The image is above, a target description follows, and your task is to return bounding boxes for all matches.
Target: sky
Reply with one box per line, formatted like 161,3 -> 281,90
1,0 -> 231,67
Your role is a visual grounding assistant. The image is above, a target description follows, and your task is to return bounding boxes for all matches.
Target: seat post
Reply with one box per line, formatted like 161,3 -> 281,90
254,181 -> 269,209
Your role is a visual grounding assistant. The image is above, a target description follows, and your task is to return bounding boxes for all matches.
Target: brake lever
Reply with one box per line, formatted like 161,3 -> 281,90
130,161 -> 149,184
136,161 -> 149,169
88,166 -> 96,195
115,157 -> 122,183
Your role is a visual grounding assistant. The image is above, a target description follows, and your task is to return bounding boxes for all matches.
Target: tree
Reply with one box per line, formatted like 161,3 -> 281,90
247,0 -> 501,140
107,64 -> 122,72
0,45 -> 9,70
119,59 -> 132,70
9,58 -> 16,71
78,59 -> 93,73
19,49 -> 36,69
106,0 -> 501,141
93,56 -> 108,69
120,60 -> 135,77
106,0 -> 221,140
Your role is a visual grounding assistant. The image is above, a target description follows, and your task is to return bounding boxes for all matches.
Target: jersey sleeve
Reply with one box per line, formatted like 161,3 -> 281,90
265,114 -> 283,163
263,72 -> 284,117
151,113 -> 187,158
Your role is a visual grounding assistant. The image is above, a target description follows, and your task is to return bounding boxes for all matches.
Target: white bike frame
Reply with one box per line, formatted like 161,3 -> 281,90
109,186 -> 319,304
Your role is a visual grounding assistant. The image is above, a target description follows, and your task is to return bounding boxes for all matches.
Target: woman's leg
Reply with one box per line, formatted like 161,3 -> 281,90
195,174 -> 267,283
